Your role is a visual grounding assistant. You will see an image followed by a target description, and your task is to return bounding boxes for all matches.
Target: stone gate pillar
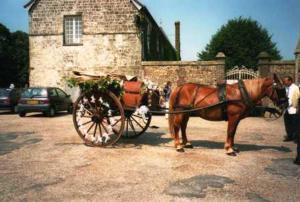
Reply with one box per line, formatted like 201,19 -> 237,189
215,52 -> 226,83
295,39 -> 300,84
258,51 -> 271,78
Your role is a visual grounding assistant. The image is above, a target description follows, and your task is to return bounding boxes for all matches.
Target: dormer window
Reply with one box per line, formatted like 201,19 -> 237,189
64,15 -> 82,45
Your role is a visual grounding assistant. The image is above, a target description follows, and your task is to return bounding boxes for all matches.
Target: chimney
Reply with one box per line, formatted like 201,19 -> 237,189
175,21 -> 181,60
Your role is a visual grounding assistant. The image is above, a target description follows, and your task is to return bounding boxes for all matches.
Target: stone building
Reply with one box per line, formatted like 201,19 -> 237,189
24,0 -> 178,90
25,0 -> 300,93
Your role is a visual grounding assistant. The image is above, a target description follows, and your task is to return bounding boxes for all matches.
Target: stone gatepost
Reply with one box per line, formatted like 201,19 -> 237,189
295,39 -> 300,84
257,51 -> 271,78
215,52 -> 226,83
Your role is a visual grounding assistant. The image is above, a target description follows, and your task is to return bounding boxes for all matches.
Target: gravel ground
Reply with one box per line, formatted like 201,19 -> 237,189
0,111 -> 299,201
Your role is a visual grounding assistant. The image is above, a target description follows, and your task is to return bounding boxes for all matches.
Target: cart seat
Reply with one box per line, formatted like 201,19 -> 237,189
122,81 -> 144,108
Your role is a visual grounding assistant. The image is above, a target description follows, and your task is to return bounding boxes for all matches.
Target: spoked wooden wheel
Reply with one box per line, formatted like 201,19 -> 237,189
73,91 -> 125,147
122,109 -> 152,139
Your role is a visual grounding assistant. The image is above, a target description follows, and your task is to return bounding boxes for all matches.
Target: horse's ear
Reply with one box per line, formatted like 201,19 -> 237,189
273,74 -> 283,87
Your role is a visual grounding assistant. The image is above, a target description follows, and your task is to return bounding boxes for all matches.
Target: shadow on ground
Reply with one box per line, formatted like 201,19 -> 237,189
191,140 -> 291,153
55,132 -> 172,149
22,112 -> 70,118
117,132 -> 172,148
0,132 -> 42,155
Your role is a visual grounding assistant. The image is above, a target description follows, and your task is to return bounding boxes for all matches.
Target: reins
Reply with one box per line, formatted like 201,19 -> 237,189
124,99 -> 242,115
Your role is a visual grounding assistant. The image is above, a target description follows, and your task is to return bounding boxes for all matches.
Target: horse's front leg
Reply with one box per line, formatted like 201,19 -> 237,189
225,115 -> 240,156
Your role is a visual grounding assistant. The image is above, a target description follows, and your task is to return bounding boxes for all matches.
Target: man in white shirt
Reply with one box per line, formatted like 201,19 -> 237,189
282,76 -> 300,165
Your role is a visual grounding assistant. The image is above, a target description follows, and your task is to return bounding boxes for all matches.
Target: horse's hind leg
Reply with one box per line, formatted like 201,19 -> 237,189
173,114 -> 185,152
181,114 -> 193,148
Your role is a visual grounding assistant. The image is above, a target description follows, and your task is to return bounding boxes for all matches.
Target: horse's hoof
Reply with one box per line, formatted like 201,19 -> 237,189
233,147 -> 240,153
184,143 -> 194,149
226,152 -> 237,156
177,148 -> 185,152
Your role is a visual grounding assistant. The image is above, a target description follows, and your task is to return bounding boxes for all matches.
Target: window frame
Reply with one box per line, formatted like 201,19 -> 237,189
63,15 -> 83,46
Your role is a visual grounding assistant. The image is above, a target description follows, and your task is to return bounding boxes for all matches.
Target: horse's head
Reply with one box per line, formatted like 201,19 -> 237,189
264,74 -> 288,109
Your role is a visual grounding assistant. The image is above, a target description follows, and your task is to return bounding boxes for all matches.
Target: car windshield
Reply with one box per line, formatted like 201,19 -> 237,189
0,89 -> 10,97
21,88 -> 48,98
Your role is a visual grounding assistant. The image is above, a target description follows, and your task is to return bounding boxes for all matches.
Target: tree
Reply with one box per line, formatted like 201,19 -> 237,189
10,31 -> 29,87
0,23 -> 29,87
198,17 -> 281,70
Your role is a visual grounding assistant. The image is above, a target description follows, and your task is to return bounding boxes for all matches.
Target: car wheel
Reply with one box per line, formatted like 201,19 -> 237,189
46,107 -> 56,117
19,112 -> 26,117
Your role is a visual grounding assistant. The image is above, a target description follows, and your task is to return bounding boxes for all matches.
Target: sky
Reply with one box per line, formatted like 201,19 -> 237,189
0,0 -> 299,61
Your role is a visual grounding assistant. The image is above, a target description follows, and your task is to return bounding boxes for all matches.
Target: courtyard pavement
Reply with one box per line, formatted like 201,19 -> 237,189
0,112 -> 299,201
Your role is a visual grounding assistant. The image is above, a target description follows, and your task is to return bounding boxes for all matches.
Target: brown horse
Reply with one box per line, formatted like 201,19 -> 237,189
168,74 -> 287,155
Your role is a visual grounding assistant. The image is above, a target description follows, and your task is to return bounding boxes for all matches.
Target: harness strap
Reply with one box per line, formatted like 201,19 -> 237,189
217,83 -> 228,120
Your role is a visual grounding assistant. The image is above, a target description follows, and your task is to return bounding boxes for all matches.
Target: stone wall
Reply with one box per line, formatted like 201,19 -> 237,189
28,0 -> 142,90
29,0 -> 139,35
29,34 -> 141,88
257,51 -> 297,81
258,60 -> 296,79
141,60 -> 225,87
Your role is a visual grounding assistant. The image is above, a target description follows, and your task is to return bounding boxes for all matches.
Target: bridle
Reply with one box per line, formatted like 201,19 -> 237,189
267,81 -> 288,110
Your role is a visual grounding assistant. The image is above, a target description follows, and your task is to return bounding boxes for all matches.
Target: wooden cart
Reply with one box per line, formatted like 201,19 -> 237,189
71,71 -> 159,147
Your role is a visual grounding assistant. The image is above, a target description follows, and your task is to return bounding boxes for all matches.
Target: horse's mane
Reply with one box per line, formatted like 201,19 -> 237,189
243,77 -> 273,101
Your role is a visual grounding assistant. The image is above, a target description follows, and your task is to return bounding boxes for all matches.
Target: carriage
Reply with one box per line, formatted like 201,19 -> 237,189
70,71 -> 285,150
71,71 -> 165,147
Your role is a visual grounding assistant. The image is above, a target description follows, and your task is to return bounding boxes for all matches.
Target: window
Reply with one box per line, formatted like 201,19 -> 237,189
48,89 -> 58,97
22,88 -> 48,98
56,88 -> 67,98
64,16 -> 82,45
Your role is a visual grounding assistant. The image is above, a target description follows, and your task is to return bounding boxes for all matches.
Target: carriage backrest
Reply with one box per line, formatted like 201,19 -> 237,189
122,81 -> 144,108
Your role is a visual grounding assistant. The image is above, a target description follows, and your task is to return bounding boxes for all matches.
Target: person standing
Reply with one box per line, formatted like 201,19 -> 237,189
295,82 -> 300,165
163,81 -> 172,119
283,76 -> 299,142
282,76 -> 300,165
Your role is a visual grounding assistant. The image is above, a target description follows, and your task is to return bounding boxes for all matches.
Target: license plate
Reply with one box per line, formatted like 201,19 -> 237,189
27,100 -> 38,105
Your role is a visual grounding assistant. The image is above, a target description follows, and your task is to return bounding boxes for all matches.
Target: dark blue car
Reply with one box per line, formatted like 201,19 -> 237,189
18,87 -> 73,117
0,88 -> 22,113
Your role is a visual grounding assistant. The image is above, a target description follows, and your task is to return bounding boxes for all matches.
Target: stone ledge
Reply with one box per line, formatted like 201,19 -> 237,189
29,32 -> 139,37
142,60 -> 225,66
258,60 -> 295,65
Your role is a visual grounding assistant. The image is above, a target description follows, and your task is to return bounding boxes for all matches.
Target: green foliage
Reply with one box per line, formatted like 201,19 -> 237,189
198,17 -> 281,70
66,77 -> 123,97
0,23 -> 29,87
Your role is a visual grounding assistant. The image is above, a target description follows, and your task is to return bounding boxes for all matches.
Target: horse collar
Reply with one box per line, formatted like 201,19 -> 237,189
238,80 -> 254,108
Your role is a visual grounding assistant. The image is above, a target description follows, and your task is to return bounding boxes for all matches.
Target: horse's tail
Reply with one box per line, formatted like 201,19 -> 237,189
168,87 -> 180,138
